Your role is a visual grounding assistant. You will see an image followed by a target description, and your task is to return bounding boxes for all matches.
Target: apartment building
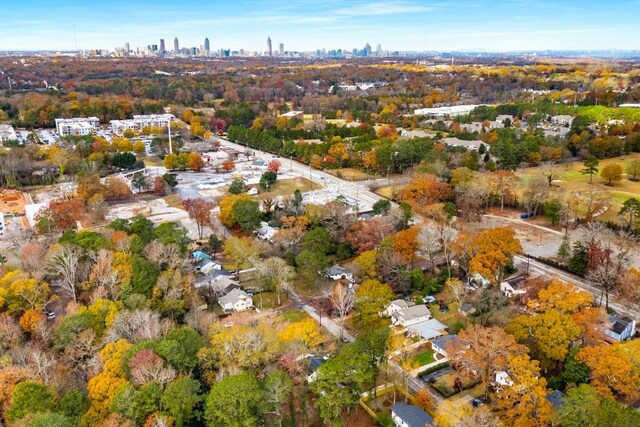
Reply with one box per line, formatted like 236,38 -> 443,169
55,117 -> 100,136
110,114 -> 175,134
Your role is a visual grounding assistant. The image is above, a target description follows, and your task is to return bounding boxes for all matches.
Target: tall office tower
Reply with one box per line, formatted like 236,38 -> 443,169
204,37 -> 210,54
376,44 -> 382,56
267,36 -> 272,56
279,43 -> 284,55
125,42 -> 130,55
174,37 -> 179,54
364,43 -> 372,57
160,39 -> 166,53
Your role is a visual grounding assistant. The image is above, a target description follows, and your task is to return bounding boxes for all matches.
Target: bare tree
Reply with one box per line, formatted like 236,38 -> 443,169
330,282 -> 355,340
106,310 -> 172,343
254,257 -> 295,305
418,225 -> 442,272
46,244 -> 88,303
541,162 -> 559,187
440,224 -> 458,278
89,249 -> 119,300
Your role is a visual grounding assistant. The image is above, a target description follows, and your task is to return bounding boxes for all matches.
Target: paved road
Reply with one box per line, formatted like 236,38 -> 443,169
216,137 -> 388,211
514,255 -> 640,321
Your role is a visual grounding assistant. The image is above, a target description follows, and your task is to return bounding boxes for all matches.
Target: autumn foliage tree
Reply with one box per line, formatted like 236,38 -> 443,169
446,324 -> 526,396
576,340 -> 640,400
464,227 -> 522,283
183,198 -> 215,239
495,354 -> 554,427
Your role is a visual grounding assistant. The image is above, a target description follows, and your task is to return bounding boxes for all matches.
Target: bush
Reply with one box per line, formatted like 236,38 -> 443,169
375,410 -> 394,427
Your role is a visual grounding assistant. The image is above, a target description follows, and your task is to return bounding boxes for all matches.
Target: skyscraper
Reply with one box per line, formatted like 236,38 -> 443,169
204,37 -> 210,55
279,43 -> 284,55
125,42 -> 130,55
160,39 -> 165,53
174,37 -> 179,54
267,36 -> 272,56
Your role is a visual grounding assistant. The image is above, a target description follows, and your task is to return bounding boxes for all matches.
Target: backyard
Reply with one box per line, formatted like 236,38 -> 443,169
412,349 -> 436,366
430,371 -> 477,398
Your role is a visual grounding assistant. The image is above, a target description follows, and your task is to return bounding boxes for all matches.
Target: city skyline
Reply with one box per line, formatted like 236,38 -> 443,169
1,0 -> 640,52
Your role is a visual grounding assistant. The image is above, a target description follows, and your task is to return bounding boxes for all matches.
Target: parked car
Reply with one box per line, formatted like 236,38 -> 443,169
439,302 -> 449,313
43,307 -> 56,320
471,398 -> 484,407
425,295 -> 436,303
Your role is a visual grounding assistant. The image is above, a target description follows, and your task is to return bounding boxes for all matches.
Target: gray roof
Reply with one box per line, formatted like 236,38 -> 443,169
393,305 -> 431,322
546,390 -> 566,408
610,316 -> 633,334
390,299 -> 411,309
431,334 -> 462,351
392,403 -> 433,427
327,265 -> 351,276
218,288 -> 250,306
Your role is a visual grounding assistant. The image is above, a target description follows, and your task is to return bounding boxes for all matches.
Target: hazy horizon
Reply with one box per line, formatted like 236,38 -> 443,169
1,0 -> 640,52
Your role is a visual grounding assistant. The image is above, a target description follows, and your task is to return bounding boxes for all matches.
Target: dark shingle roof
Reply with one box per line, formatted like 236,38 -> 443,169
611,317 -> 633,335
546,390 -> 566,408
392,403 -> 433,427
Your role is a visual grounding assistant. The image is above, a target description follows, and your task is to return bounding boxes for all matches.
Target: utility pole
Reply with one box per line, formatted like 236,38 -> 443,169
168,120 -> 173,154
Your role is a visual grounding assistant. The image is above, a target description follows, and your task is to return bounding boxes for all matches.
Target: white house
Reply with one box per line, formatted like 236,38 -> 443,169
391,305 -> 432,327
500,275 -> 527,298
217,288 -> 254,312
430,334 -> 464,358
391,403 -> 433,427
495,371 -> 513,388
280,111 -> 304,119
383,299 -> 414,317
605,315 -> 636,342
325,265 -> 354,282
407,318 -> 448,340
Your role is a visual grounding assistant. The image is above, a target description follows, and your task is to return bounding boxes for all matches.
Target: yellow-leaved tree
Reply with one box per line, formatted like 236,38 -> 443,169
83,339 -> 132,425
495,354 -> 554,427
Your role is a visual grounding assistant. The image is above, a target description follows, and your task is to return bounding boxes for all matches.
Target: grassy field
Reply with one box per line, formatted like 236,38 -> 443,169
412,350 -> 436,366
326,168 -> 374,181
281,309 -> 309,322
163,194 -> 183,209
374,185 -> 403,199
266,178 -> 323,197
253,291 -> 289,309
517,153 -> 640,223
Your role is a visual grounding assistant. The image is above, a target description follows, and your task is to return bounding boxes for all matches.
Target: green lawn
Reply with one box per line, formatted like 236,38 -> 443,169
412,350 -> 436,366
266,178 -> 323,197
281,309 -> 309,322
374,185 -> 403,199
253,291 -> 289,309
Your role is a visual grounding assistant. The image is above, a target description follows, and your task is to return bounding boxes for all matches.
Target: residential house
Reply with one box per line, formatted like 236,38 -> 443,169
255,221 -> 277,242
306,356 -> 328,383
547,390 -> 566,409
500,275 -> 527,298
407,318 -> 448,340
383,299 -> 414,317
430,334 -> 465,358
494,371 -> 513,388
195,257 -> 221,275
391,403 -> 433,427
217,288 -> 254,312
391,305 -> 432,327
605,315 -> 636,342
280,111 -> 304,119
325,264 -> 354,282
194,269 -> 237,291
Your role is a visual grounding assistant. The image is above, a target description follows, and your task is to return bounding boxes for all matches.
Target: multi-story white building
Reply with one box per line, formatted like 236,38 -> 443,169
55,117 -> 100,136
0,212 -> 5,238
110,114 -> 175,134
0,124 -> 18,144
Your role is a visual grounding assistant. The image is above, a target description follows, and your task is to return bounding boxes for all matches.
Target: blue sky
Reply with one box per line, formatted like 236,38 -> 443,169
1,0 -> 639,52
